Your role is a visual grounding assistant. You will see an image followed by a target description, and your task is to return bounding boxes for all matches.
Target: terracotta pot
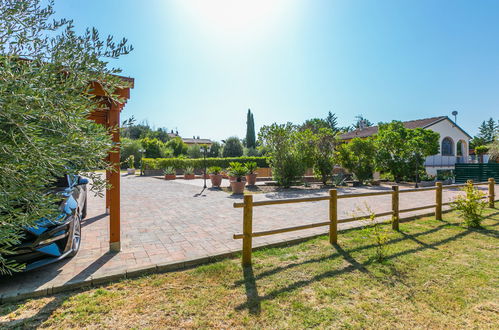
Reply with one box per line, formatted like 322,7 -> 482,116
230,180 -> 246,194
210,174 -> 223,187
184,174 -> 195,180
246,173 -> 257,185
229,175 -> 237,182
127,168 -> 136,175
164,174 -> 176,180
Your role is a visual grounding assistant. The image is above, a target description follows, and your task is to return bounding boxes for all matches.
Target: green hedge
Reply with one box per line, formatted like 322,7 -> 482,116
142,157 -> 269,170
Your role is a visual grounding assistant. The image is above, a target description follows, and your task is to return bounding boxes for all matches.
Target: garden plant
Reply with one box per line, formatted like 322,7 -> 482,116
451,181 -> 487,228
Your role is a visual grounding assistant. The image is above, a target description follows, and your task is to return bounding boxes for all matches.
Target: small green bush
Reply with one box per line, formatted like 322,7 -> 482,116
451,181 -> 487,228
228,162 -> 248,180
127,155 -> 135,169
183,166 -> 194,175
361,206 -> 390,262
163,167 -> 175,175
208,166 -> 222,175
245,161 -> 258,174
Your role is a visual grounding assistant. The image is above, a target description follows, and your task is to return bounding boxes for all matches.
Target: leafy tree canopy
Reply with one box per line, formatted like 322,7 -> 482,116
375,121 -> 439,182
165,137 -> 188,157
208,141 -> 222,157
222,136 -> 244,157
0,0 -> 132,273
258,123 -> 307,187
300,118 -> 330,134
337,137 -> 376,183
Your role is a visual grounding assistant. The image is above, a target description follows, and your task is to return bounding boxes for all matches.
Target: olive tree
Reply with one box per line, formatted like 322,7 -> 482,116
297,128 -> 338,184
0,0 -> 132,274
258,123 -> 306,187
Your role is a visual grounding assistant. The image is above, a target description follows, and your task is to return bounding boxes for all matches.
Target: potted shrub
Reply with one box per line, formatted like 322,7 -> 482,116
436,170 -> 454,185
183,166 -> 195,180
245,161 -> 258,185
419,173 -> 435,187
126,155 -> 135,175
228,162 -> 248,194
208,166 -> 223,187
163,166 -> 176,180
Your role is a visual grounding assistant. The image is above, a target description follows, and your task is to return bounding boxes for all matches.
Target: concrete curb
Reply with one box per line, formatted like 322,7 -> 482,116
0,206 -> 471,304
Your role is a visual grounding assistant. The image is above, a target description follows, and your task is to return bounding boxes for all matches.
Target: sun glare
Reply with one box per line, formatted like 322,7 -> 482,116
176,0 -> 293,39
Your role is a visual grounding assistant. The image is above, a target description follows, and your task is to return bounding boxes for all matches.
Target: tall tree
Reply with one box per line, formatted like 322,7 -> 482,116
477,118 -> 498,144
0,0 -> 132,273
326,111 -> 339,133
245,109 -> 256,148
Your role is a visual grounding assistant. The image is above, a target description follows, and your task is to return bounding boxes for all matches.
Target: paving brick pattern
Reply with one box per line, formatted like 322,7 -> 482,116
0,175 -> 494,299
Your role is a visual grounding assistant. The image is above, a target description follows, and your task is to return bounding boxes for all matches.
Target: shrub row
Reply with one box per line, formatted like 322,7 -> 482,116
142,157 -> 269,170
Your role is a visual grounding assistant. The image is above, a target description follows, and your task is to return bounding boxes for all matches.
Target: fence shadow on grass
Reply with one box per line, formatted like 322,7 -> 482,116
242,266 -> 261,315
235,217 -> 498,313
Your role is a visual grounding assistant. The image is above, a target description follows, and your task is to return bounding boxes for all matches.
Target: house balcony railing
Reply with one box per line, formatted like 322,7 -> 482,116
424,155 -> 468,167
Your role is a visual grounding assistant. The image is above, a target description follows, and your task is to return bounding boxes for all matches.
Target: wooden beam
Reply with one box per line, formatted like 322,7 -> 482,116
108,103 -> 121,252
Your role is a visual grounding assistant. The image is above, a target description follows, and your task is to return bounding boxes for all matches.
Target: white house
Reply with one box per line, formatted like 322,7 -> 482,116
339,116 -> 472,176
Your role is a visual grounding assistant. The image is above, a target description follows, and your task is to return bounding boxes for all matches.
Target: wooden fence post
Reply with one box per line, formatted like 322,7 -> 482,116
329,189 -> 338,244
392,185 -> 399,230
242,194 -> 254,266
435,181 -> 442,220
489,178 -> 495,208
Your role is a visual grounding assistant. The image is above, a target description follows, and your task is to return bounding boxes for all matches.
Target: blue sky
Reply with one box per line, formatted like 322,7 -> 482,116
54,0 -> 499,140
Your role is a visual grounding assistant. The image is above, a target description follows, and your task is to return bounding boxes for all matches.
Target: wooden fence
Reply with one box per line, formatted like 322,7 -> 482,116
233,178 -> 496,265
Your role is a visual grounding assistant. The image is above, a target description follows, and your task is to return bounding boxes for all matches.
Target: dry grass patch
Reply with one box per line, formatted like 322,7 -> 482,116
1,210 -> 498,329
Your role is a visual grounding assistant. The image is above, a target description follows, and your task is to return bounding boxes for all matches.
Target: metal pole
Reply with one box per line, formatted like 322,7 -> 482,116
203,148 -> 207,189
415,154 -> 419,188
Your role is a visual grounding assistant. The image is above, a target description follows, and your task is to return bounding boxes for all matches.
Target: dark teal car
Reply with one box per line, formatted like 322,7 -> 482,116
5,174 -> 88,271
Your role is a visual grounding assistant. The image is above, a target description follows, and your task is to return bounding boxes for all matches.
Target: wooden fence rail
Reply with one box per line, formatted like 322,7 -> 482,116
233,178 -> 496,266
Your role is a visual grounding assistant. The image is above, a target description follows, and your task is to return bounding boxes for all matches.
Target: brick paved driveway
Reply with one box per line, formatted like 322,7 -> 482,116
0,175 -> 494,300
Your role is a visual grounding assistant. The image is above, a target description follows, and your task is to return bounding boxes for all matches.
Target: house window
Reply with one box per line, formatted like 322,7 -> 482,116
441,137 -> 454,156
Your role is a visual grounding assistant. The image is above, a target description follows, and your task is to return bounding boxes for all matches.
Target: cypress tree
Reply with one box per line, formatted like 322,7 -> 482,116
246,109 -> 256,148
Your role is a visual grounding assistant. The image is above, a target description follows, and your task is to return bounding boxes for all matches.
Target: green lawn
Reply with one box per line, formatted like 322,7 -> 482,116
1,210 -> 498,329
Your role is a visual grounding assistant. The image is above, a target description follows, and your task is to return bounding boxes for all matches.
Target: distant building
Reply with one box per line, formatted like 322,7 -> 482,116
167,130 -> 179,138
339,116 -> 472,175
181,136 -> 213,146
167,130 -> 213,146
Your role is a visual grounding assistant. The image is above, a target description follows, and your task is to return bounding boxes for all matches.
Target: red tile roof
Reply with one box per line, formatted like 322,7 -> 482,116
339,116 -> 447,140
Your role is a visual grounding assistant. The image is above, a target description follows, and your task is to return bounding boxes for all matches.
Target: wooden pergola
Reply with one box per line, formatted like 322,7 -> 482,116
88,77 -> 134,251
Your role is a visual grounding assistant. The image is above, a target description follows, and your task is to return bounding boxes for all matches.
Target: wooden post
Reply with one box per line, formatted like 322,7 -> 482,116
329,189 -> 338,244
391,185 -> 399,230
105,155 -> 110,214
435,181 -> 442,220
108,104 -> 121,252
242,194 -> 254,266
489,178 -> 495,208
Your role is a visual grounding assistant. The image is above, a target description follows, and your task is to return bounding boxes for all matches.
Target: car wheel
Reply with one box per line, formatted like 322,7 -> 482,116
81,200 -> 87,219
68,214 -> 82,257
